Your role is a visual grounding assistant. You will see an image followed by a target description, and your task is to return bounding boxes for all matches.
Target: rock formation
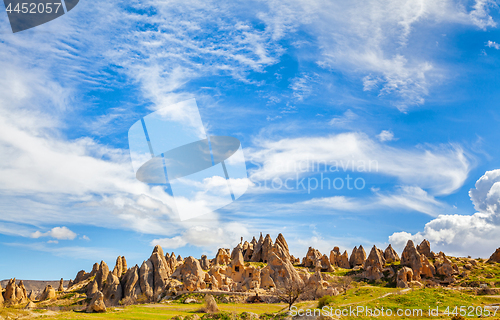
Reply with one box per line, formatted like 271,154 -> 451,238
3,279 -> 28,305
0,283 -> 4,307
139,259 -> 154,300
401,240 -> 423,280
397,267 -> 413,288
122,265 -> 142,300
303,247 -> 322,268
330,247 -> 350,269
384,244 -> 400,263
86,279 -> 99,299
349,246 -> 366,268
363,246 -> 386,281
86,291 -> 106,313
95,261 -> 110,291
103,273 -> 122,306
487,247 -> 500,263
151,247 -> 171,298
39,285 -> 56,301
58,278 -> 64,292
417,239 -> 435,259
200,255 -> 211,270
215,248 -> 231,265
171,256 -> 205,291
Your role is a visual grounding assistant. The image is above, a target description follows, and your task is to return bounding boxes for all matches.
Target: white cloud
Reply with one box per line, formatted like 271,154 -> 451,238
329,110 -> 358,126
299,186 -> 448,217
260,0 -> 497,110
151,222 -> 251,251
486,40 -> 500,49
389,169 -> 500,257
249,132 -> 471,196
377,130 -> 395,142
31,227 -> 77,240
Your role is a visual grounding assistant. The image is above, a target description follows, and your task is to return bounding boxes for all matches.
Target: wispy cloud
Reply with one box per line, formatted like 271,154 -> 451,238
31,227 -> 77,240
486,40 -> 500,49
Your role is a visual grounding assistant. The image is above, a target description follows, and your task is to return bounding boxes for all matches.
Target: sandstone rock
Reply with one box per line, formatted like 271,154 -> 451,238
73,270 -> 89,285
122,256 -> 128,272
3,279 -> 16,304
397,267 -> 413,288
203,294 -> 219,313
401,240 -> 423,280
434,252 -> 458,279
171,256 -> 205,291
95,261 -> 110,291
16,280 -> 28,304
420,255 -> 435,278
384,244 -> 400,263
90,262 -> 100,277
139,259 -> 154,300
272,233 -> 291,262
103,272 -> 122,306
67,279 -> 73,288
200,255 -> 211,270
122,266 -> 142,300
260,234 -> 274,263
150,250 -> 171,298
86,279 -> 99,299
487,248 -> 500,263
303,247 -> 322,268
330,247 -> 350,268
320,254 -> 335,272
265,252 -> 304,289
250,233 -> 264,262
363,246 -> 386,281
58,278 -> 64,292
112,256 -> 123,277
24,301 -> 36,310
86,291 -> 106,313
416,239 -> 435,259
215,248 -> 231,265
177,255 -> 183,262
0,283 -> 4,307
167,253 -> 179,271
349,246 -> 366,268
39,285 -> 56,301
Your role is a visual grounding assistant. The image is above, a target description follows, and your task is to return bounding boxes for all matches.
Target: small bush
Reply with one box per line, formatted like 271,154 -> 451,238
317,295 -> 335,309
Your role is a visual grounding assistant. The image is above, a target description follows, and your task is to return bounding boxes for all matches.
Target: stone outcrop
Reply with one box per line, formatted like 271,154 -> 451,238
330,247 -> 350,269
397,267 -> 413,288
384,244 -> 400,263
349,246 -> 366,268
150,247 -> 171,298
401,240 -> 423,280
200,255 -> 210,270
215,248 -> 231,265
58,278 -> 64,292
262,253 -> 303,289
122,265 -> 142,300
171,256 -> 205,291
420,255 -> 436,278
139,259 -> 154,300
86,291 -> 106,313
112,256 -> 125,278
39,285 -> 56,301
303,247 -> 322,268
272,233 -> 291,262
363,246 -> 386,281
95,261 -> 110,291
416,239 -> 435,259
86,279 -> 99,298
434,252 -> 458,282
3,279 -> 28,305
103,273 -> 122,306
487,248 -> 500,263
0,283 -> 4,307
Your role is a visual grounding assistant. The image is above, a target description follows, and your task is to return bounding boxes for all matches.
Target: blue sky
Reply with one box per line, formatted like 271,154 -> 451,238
1,0 -> 500,280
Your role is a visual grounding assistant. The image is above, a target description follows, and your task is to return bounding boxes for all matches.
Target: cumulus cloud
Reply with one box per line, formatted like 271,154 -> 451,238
377,130 -> 395,142
486,40 -> 500,49
31,227 -> 77,240
389,169 -> 500,257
